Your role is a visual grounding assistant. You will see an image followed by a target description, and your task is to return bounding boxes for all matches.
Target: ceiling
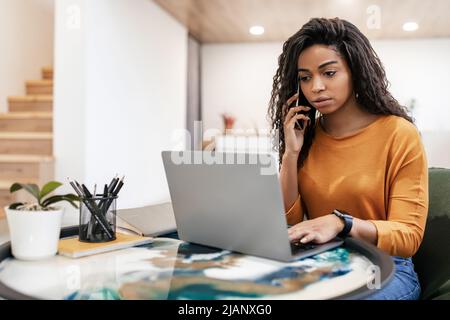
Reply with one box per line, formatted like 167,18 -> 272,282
153,0 -> 450,43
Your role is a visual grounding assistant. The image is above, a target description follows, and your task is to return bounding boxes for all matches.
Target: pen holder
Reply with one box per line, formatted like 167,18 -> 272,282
79,195 -> 117,243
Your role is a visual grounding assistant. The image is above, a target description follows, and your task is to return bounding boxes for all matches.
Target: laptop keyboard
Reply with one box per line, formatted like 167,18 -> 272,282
290,242 -> 317,253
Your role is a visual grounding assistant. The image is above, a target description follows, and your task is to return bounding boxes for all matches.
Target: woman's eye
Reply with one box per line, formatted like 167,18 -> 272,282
325,71 -> 336,77
299,76 -> 311,82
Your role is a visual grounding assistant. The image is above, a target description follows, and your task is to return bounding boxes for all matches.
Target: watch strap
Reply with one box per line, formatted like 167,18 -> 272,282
333,209 -> 353,238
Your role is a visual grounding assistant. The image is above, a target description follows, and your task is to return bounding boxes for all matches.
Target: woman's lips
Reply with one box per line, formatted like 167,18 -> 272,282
313,98 -> 333,108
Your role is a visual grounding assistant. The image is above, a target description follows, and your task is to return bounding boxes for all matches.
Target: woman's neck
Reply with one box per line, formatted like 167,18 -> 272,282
320,97 -> 379,137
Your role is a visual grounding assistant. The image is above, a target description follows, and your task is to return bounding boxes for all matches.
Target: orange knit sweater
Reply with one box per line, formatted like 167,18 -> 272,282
285,115 -> 429,257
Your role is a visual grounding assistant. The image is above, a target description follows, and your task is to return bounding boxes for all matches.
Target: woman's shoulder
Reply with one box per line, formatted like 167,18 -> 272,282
382,115 -> 420,139
381,115 -> 423,150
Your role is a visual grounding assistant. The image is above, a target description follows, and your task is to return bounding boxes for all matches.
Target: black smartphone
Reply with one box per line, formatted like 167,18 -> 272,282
293,80 -> 309,130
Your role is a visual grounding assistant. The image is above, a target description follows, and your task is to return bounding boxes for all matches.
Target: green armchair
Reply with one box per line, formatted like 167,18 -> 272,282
412,167 -> 450,300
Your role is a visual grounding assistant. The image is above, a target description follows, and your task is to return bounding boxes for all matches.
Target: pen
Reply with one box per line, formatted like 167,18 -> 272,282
81,184 -> 92,198
69,180 -> 82,198
70,180 -> 114,240
107,176 -> 119,195
99,183 -> 110,210
67,178 -> 83,196
75,180 -> 83,191
69,180 -> 94,238
80,183 -> 99,238
113,176 -> 124,196
102,176 -> 125,214
96,178 -> 117,236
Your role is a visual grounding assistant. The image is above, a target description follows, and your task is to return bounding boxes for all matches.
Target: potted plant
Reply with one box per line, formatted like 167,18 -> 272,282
222,113 -> 236,134
4,181 -> 80,261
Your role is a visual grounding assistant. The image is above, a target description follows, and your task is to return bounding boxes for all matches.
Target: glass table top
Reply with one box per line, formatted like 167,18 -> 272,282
0,237 -> 376,300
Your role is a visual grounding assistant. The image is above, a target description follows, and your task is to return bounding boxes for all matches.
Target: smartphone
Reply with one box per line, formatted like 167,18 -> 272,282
293,80 -> 309,130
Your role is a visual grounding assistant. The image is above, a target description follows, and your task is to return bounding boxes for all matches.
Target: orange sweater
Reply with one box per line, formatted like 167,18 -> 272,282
285,115 -> 428,257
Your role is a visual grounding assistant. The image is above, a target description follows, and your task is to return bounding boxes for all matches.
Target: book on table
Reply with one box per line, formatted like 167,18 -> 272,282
58,233 -> 153,258
58,202 -> 176,258
116,202 -> 177,237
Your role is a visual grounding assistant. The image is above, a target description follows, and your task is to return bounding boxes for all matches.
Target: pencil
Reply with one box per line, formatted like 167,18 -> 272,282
70,180 -> 114,240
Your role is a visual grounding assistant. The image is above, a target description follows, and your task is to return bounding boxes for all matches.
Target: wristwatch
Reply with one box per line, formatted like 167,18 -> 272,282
332,209 -> 353,238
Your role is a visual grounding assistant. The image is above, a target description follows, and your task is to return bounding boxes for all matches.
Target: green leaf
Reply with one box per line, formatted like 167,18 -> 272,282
42,194 -> 80,209
9,183 -> 40,201
40,181 -> 63,200
42,193 -> 80,205
8,202 -> 24,210
9,183 -> 23,193
63,194 -> 80,201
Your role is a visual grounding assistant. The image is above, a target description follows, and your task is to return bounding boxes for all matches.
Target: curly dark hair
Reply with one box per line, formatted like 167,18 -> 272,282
268,17 -> 413,169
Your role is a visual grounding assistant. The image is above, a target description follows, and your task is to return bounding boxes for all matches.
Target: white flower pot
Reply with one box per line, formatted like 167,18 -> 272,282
4,206 -> 64,261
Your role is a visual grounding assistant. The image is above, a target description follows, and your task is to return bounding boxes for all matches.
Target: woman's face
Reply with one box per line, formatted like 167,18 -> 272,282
297,44 -> 354,114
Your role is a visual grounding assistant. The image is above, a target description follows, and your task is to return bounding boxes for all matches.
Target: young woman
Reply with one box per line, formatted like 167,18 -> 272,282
268,18 -> 428,300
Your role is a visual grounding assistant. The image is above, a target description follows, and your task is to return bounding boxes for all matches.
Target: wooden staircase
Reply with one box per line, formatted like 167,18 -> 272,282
0,67 -> 54,218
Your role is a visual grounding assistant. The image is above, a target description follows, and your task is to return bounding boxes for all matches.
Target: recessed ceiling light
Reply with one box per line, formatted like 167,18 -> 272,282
403,22 -> 419,32
249,26 -> 265,36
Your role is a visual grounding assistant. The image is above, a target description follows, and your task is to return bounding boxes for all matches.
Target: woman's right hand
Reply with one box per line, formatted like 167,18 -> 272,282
283,93 -> 311,157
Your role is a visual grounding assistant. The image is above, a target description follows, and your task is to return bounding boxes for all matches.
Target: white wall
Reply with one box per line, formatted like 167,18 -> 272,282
372,39 -> 450,131
54,0 -> 187,225
201,38 -> 450,167
0,0 -> 54,112
53,0 -> 87,202
202,43 -> 281,137
373,39 -> 450,169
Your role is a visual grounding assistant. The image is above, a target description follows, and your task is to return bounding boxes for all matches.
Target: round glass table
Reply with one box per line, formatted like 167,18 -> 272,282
0,226 -> 394,300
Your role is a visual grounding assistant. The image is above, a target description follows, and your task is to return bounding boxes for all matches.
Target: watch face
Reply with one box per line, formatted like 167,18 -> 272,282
333,209 -> 344,217
334,209 -> 353,239
335,209 -> 351,217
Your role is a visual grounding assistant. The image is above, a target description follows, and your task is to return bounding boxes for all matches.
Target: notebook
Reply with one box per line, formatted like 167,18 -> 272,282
58,233 -> 153,258
116,202 -> 177,237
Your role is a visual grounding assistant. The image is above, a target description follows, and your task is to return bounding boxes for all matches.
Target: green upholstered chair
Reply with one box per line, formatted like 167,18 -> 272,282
412,167 -> 450,300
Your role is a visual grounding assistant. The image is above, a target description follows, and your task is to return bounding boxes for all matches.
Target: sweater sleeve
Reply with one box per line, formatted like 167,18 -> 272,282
285,194 -> 304,225
370,126 -> 429,257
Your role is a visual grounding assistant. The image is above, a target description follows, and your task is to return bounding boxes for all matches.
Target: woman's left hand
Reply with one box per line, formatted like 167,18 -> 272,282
288,214 -> 344,244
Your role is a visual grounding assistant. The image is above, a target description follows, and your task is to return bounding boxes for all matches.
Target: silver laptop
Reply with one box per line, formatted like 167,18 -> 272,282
161,151 -> 343,262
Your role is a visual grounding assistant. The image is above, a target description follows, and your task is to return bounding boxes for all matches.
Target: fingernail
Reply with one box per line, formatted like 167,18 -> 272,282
300,238 -> 307,243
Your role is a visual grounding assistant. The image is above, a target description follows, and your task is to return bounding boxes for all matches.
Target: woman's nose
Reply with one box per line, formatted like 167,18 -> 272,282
311,78 -> 325,93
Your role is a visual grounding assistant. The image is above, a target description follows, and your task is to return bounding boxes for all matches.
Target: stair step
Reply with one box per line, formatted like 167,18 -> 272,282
26,80 -> 53,95
8,96 -> 53,112
0,132 -> 53,155
42,67 -> 53,80
0,112 -> 52,132
0,155 -> 54,181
